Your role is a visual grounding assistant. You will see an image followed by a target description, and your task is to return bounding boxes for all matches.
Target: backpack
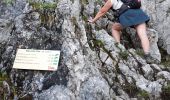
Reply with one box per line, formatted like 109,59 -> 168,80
121,0 -> 141,9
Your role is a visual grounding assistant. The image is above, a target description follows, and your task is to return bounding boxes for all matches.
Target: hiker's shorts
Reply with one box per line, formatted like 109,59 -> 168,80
118,9 -> 150,28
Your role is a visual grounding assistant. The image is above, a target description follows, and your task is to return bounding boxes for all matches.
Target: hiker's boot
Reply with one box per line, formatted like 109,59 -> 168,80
144,54 -> 160,64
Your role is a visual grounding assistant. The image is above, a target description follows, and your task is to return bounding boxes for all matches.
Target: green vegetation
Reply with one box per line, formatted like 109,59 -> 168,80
93,39 -> 104,47
135,49 -> 144,57
119,51 -> 129,60
82,15 -> 88,21
96,0 -> 103,5
122,83 -> 150,99
40,13 -> 55,29
29,1 -> 57,10
93,39 -> 116,62
137,90 -> 150,99
161,60 -> 170,68
27,0 -> 57,29
80,0 -> 89,5
0,72 -> 8,84
71,17 -> 77,26
162,84 -> 170,93
160,48 -> 170,67
122,83 -> 139,97
161,83 -> 170,99
0,72 -> 9,99
0,71 -> 18,99
2,0 -> 13,5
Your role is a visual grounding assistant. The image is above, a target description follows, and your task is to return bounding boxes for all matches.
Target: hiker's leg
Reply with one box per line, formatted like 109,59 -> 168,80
136,23 -> 160,64
135,23 -> 150,54
112,23 -> 122,43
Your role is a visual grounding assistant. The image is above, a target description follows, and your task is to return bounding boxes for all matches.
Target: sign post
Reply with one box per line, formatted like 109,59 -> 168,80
13,49 -> 60,71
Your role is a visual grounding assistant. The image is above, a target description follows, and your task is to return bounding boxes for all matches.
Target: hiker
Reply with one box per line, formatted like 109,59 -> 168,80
88,0 -> 159,63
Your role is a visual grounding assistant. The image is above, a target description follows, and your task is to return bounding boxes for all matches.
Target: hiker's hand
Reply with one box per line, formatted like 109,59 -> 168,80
88,17 -> 94,23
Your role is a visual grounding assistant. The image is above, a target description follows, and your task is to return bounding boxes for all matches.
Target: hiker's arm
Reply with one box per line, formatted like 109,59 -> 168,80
88,0 -> 112,23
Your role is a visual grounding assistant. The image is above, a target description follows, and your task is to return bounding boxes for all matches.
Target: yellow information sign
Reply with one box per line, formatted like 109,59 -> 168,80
13,49 -> 60,71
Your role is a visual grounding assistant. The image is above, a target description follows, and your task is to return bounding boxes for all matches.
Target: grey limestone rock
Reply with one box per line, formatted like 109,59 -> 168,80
35,85 -> 76,100
143,0 -> 170,54
0,0 -> 170,100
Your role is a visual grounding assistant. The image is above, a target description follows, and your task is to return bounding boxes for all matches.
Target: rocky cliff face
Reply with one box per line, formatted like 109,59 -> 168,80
142,0 -> 170,54
0,0 -> 170,100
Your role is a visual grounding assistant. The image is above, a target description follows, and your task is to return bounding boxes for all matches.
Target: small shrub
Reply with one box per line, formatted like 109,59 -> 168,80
122,83 -> 139,97
29,2 -> 57,10
137,90 -> 150,99
119,51 -> 129,60
2,0 -> 13,5
161,84 -> 170,100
